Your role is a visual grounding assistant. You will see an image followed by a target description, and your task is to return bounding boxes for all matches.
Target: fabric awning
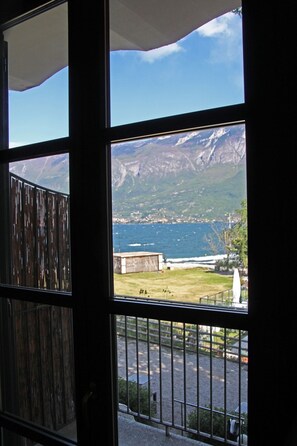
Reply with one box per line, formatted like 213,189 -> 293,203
3,0 -> 240,91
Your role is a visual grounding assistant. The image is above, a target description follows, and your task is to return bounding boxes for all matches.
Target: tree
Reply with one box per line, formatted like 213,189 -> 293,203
206,200 -> 248,271
222,200 -> 248,270
232,7 -> 242,17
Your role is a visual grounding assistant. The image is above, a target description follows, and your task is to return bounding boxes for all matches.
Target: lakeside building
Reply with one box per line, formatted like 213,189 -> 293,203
114,251 -> 163,274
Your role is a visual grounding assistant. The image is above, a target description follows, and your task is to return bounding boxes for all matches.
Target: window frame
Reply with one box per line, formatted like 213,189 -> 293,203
2,0 -> 296,445
0,0 -> 249,444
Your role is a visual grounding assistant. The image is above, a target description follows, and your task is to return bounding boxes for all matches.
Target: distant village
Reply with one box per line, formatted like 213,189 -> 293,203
113,216 -> 217,224
112,213 -> 239,225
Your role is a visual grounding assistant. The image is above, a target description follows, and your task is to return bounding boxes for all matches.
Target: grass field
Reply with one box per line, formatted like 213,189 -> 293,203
114,267 -> 233,304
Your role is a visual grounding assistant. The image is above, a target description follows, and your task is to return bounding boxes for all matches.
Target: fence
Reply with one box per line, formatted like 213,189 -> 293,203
3,173 -> 75,438
10,173 -> 71,291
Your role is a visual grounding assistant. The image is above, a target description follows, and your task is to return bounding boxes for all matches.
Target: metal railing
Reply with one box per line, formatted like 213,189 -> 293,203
199,288 -> 248,308
117,316 -> 248,445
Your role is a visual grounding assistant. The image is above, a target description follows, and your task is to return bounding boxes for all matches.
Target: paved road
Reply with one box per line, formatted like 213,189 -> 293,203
117,336 -> 248,426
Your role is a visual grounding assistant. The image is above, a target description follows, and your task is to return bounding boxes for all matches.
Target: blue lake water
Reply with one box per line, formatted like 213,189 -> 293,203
113,222 -> 226,262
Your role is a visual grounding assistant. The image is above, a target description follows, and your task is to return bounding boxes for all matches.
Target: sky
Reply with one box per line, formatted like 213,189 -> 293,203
8,11 -> 244,148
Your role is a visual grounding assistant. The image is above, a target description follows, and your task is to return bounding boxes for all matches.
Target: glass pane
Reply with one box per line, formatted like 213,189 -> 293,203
1,430 -> 42,446
117,316 -> 248,445
5,3 -> 68,147
0,299 -> 77,442
0,155 -> 70,289
112,124 -> 248,309
110,2 -> 243,125
2,424 -> 76,445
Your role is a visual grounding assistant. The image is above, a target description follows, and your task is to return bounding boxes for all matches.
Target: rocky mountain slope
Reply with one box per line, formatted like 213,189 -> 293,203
112,124 -> 246,222
9,124 -> 246,222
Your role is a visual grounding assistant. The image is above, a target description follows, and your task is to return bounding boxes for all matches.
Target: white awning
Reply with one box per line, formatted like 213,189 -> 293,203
3,0 -> 240,91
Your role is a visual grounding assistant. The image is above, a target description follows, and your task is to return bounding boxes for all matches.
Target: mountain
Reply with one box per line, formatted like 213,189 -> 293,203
112,124 -> 246,222
9,124 -> 246,222
10,153 -> 70,194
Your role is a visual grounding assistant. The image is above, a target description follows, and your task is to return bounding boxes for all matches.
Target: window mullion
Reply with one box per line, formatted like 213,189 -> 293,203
108,104 -> 246,144
68,0 -> 115,444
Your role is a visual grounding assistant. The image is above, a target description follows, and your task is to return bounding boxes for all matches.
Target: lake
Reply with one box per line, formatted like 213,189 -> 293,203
112,222 -> 227,264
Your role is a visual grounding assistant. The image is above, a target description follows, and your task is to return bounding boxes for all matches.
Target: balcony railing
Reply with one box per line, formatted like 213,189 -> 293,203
117,316 -> 248,445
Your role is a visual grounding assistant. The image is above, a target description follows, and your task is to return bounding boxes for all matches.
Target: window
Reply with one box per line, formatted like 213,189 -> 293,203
109,4 -> 248,444
0,2 -> 76,444
112,124 -> 247,309
6,2 -> 69,146
1,2 -> 248,445
110,4 -> 244,125
1,1 -> 296,446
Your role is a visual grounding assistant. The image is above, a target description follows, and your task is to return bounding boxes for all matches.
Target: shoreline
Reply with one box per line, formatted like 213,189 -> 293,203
164,253 -> 227,270
164,261 -> 216,270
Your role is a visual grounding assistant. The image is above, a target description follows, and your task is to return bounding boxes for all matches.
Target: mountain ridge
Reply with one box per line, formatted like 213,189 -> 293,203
9,124 -> 246,223
112,124 -> 246,222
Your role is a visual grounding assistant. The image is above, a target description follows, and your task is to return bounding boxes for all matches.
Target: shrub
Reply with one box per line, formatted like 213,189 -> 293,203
118,377 -> 156,417
187,406 -> 248,441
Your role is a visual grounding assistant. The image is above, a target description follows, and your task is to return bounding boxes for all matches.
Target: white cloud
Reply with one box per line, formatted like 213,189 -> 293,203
197,12 -> 236,38
139,42 -> 183,63
196,12 -> 242,64
137,12 -> 242,65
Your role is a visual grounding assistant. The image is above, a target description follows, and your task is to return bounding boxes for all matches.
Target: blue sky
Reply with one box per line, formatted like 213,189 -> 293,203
9,11 -> 243,147
111,11 -> 244,125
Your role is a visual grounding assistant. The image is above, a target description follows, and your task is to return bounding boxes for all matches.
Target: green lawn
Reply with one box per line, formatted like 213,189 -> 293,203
114,267 -> 233,304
